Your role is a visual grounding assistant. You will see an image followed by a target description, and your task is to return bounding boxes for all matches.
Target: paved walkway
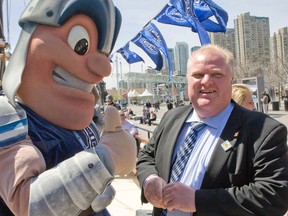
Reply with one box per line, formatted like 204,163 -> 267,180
107,102 -> 288,216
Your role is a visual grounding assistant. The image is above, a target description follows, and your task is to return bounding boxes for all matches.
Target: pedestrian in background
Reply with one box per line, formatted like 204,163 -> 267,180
261,91 -> 270,114
105,94 -> 120,110
146,110 -> 157,126
139,109 -> 150,124
232,84 -> 256,111
166,100 -> 173,110
119,110 -> 140,156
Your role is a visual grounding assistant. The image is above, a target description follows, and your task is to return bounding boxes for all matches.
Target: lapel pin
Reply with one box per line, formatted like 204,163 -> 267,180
234,131 -> 239,137
221,140 -> 233,152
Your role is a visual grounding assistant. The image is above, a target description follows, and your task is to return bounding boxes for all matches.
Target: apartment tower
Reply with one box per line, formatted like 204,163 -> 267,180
174,42 -> 189,76
234,12 -> 270,67
209,28 -> 236,58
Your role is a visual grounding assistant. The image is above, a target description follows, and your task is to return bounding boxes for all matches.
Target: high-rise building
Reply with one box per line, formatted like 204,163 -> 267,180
270,27 -> 288,85
161,48 -> 175,76
270,27 -> 288,72
209,28 -> 236,58
174,42 -> 189,76
234,12 -> 270,67
190,46 -> 201,54
168,48 -> 176,72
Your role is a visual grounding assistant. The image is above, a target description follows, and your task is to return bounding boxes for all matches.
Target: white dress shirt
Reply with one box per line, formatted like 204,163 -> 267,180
167,103 -> 234,216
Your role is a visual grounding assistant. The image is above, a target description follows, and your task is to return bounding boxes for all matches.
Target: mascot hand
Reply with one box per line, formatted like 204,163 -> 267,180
96,106 -> 137,176
91,184 -> 115,213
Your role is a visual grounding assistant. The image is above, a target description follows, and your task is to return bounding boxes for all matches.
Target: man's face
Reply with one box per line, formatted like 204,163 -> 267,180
120,113 -> 126,123
187,50 -> 233,119
242,93 -> 256,111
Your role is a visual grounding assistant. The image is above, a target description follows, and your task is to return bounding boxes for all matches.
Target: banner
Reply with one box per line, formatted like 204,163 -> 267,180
154,4 -> 192,28
111,0 -> 229,82
131,32 -> 163,72
131,23 -> 173,79
194,0 -> 228,32
154,0 -> 228,44
167,0 -> 211,44
116,43 -> 144,64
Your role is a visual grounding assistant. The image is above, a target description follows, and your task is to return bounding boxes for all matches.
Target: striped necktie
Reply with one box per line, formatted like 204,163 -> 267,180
170,121 -> 206,182
161,121 -> 205,216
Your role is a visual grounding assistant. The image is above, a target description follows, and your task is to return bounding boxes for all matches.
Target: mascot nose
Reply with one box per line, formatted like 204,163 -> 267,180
87,52 -> 111,78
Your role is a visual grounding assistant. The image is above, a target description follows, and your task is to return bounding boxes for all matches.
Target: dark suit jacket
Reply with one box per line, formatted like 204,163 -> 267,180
136,102 -> 288,216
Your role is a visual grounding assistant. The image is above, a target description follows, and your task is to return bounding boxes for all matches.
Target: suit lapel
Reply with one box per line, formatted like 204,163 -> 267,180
161,107 -> 193,182
201,105 -> 242,188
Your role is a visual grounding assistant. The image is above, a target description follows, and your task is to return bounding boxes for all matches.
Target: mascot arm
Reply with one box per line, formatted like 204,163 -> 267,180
0,138 -> 46,216
0,106 -> 136,216
97,106 -> 137,176
89,106 -> 137,213
28,146 -> 114,216
28,106 -> 136,216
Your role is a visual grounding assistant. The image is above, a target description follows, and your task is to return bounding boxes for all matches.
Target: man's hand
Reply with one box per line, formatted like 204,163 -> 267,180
144,175 -> 167,209
163,182 -> 196,213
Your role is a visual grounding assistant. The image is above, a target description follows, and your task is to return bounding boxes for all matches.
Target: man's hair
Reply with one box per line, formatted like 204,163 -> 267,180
187,44 -> 234,75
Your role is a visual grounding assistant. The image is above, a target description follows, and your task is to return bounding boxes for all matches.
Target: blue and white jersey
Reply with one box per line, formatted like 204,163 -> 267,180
0,96 -> 101,170
19,103 -> 101,169
0,96 -> 28,148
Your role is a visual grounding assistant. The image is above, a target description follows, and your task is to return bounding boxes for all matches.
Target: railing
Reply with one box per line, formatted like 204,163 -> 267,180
135,126 -> 153,140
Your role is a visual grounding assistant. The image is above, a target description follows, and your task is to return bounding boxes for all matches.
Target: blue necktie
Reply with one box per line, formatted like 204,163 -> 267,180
170,121 -> 205,182
161,121 -> 205,216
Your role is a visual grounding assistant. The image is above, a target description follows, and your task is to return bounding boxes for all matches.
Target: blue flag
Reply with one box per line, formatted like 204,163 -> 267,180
154,4 -> 192,28
155,1 -> 227,33
116,43 -> 145,64
154,0 -> 227,45
131,32 -> 163,72
194,0 -> 228,32
166,0 -> 210,44
131,23 -> 173,79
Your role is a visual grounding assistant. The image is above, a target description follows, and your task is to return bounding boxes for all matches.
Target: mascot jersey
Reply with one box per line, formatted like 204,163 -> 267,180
0,102 -> 110,216
20,103 -> 101,170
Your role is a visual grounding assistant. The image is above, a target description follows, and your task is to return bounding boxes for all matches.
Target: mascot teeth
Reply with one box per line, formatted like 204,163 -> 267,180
53,67 -> 94,93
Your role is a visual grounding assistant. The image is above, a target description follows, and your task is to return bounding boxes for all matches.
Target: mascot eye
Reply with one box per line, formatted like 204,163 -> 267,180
68,25 -> 90,55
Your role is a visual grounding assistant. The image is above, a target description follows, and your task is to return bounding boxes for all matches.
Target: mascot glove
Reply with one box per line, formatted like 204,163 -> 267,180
91,184 -> 115,213
96,106 -> 137,176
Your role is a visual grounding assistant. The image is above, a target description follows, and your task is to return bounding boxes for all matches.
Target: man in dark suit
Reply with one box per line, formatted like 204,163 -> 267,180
136,44 -> 288,216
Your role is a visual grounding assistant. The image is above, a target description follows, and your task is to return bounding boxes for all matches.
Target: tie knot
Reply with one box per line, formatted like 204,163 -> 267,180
191,121 -> 205,133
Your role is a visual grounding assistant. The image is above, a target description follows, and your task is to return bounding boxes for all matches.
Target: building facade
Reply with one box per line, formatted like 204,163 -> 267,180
161,48 -> 175,76
270,27 -> 288,69
234,12 -> 270,67
174,42 -> 189,76
209,28 -> 236,58
270,27 -> 288,88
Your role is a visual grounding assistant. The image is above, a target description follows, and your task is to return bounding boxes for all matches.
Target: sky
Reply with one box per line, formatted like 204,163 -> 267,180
2,0 -> 288,89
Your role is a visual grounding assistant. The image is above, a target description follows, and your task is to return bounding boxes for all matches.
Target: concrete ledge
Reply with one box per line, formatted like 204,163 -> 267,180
151,120 -> 160,125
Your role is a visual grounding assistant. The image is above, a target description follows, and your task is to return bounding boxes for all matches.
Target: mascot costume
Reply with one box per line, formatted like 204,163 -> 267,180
0,0 -> 136,215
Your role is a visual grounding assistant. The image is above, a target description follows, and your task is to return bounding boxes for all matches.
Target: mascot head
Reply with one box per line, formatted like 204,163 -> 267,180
2,0 -> 121,130
2,0 -> 121,107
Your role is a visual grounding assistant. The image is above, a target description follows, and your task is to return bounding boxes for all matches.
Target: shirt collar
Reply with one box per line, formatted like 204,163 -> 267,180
186,102 -> 234,129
